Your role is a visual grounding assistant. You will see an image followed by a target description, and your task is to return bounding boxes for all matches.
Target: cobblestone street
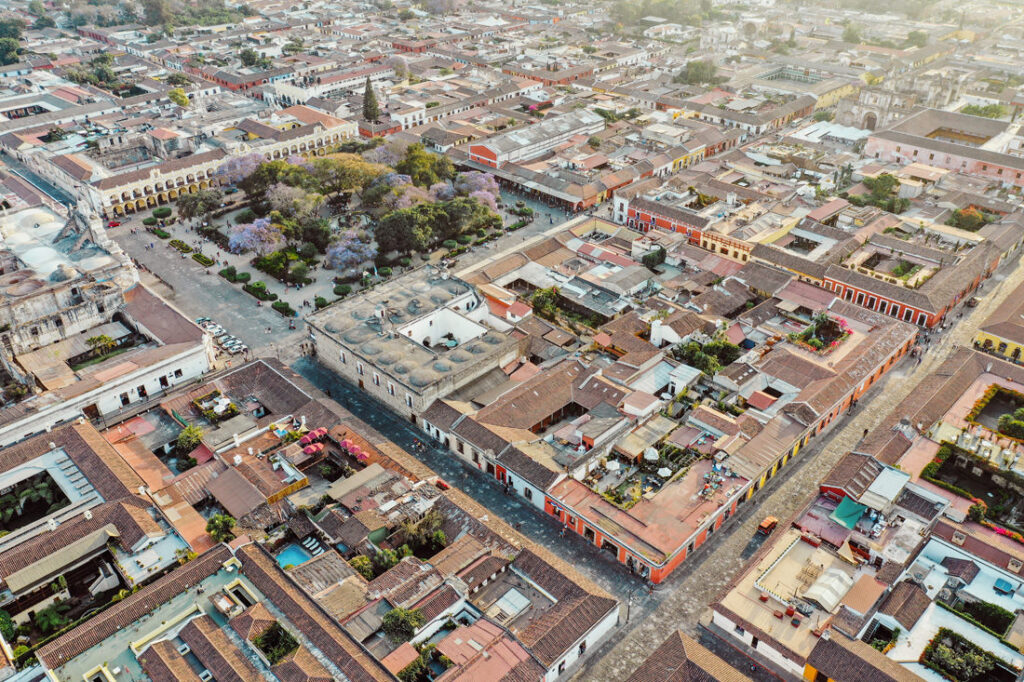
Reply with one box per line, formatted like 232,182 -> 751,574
575,254 -> 1024,682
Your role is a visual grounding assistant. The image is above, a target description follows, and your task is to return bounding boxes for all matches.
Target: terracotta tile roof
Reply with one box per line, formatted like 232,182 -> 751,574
0,498 -> 160,589
138,639 -> 202,682
271,645 -> 334,682
36,547 -> 231,668
413,583 -> 461,622
287,549 -> 359,595
229,602 -> 277,641
208,467 -> 265,518
180,615 -> 262,682
456,554 -> 509,592
940,557 -> 980,583
821,453 -> 882,499
93,149 -> 228,191
366,557 -> 442,607
124,285 -> 204,346
877,580 -> 931,630
510,549 -> 617,667
627,631 -> 750,682
805,635 -> 920,682
430,534 -> 487,577
236,544 -> 393,682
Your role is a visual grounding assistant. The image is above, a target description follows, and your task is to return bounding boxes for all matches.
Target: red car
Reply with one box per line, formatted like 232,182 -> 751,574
107,220 -> 120,227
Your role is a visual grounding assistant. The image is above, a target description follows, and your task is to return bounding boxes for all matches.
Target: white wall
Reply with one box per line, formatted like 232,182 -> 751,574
0,344 -> 210,447
710,609 -> 805,677
545,602 -> 619,681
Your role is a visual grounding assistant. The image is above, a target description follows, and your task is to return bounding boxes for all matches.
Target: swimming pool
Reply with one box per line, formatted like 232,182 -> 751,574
276,543 -> 312,569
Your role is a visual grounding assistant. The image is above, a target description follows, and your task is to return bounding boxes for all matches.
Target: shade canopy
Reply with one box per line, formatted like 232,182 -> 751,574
829,496 -> 867,530
657,467 -> 672,477
606,460 -> 621,471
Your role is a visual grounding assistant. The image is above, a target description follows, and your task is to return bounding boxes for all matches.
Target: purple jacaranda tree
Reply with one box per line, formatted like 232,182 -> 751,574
217,152 -> 265,183
327,230 -> 378,270
228,217 -> 282,256
429,182 -> 456,201
454,171 -> 499,198
469,189 -> 498,211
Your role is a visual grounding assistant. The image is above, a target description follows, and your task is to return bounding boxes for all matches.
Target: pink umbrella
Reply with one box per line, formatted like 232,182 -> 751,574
340,439 -> 353,450
299,434 -> 314,445
303,443 -> 325,455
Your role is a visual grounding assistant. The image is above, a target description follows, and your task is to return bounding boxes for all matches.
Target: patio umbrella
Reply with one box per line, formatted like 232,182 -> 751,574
340,439 -> 353,450
606,460 -> 620,472
302,443 -> 325,455
299,434 -> 314,445
312,427 -> 328,439
657,467 -> 672,477
643,447 -> 659,462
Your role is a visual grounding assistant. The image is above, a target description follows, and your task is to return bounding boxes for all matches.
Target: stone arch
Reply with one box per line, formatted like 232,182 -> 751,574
146,196 -> 157,207
135,198 -> 147,210
199,180 -> 209,189
863,112 -> 877,131
158,192 -> 168,203
168,188 -> 178,199
187,185 -> 198,194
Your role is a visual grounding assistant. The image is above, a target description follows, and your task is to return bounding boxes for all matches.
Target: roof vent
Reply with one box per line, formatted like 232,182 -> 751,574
46,519 -> 58,532
48,441 -> 56,450
84,510 -> 92,520
233,455 -> 243,466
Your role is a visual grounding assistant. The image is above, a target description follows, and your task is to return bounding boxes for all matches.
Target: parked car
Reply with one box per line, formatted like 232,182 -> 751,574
195,317 -> 211,324
107,220 -> 120,228
757,516 -> 778,536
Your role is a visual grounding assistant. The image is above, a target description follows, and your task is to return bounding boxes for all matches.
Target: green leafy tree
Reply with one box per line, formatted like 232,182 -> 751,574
176,424 -> 204,453
842,24 -> 861,44
0,610 -> 14,641
349,555 -> 373,580
961,103 -> 1007,119
86,334 -> 116,354
382,607 -> 425,641
395,143 -> 454,187
34,602 -> 70,634
166,71 -> 189,86
531,287 -> 559,320
142,0 -> 170,25
240,47 -> 259,66
374,206 -> 435,254
906,30 -> 927,47
363,76 -> 379,122
0,18 -> 25,39
674,59 -> 718,85
0,38 -> 20,66
176,188 -> 223,222
168,87 -> 189,107
205,513 -> 236,542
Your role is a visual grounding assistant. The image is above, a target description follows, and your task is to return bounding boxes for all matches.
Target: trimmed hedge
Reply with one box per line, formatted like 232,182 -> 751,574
192,253 -> 214,267
169,239 -> 192,253
456,235 -> 472,245
142,217 -> 157,226
152,207 -> 172,219
442,239 -> 457,250
315,296 -> 328,310
243,281 -> 278,301
399,257 -> 411,267
219,266 -> 237,281
378,267 -> 392,277
153,228 -> 171,239
333,284 -> 352,297
271,300 -> 295,317
507,220 -> 528,231
235,271 -> 251,283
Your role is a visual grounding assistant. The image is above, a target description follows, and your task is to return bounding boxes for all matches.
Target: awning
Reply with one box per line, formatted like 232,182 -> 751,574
829,496 -> 867,530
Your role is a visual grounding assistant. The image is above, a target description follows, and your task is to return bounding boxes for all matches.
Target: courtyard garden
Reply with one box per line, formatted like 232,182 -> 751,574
920,628 -> 1015,682
788,312 -> 851,353
966,385 -> 1024,440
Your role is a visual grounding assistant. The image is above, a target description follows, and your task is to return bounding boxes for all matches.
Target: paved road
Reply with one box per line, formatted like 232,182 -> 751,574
575,255 -> 1024,681
111,226 -> 305,353
290,357 -> 659,603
